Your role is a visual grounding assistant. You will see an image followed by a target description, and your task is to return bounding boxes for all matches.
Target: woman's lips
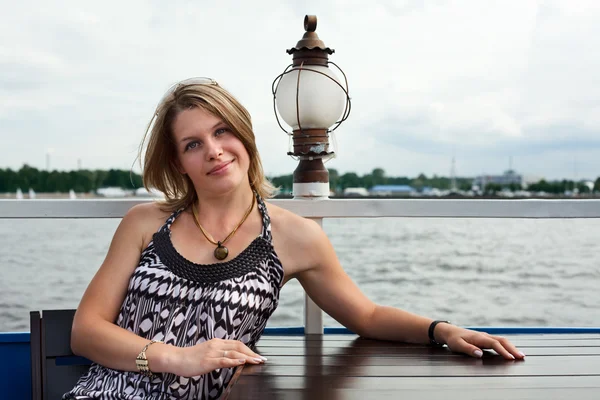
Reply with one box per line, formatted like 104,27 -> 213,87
207,160 -> 233,175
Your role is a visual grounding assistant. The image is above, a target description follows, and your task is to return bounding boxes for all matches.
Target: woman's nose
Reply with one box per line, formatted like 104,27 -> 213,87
205,138 -> 223,160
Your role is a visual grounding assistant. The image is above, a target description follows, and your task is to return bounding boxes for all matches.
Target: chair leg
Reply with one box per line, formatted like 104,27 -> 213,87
30,311 -> 42,400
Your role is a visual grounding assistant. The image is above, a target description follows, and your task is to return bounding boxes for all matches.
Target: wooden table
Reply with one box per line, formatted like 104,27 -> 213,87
225,333 -> 600,399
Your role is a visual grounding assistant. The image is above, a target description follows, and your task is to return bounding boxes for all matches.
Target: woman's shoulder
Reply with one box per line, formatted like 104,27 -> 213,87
123,201 -> 175,235
126,201 -> 172,219
264,201 -> 326,243
263,201 -> 334,274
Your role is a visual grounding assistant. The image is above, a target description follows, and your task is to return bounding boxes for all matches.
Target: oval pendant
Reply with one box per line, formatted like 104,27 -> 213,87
214,245 -> 229,260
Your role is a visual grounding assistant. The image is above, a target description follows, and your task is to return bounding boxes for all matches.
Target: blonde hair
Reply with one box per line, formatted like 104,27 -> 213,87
138,80 -> 276,211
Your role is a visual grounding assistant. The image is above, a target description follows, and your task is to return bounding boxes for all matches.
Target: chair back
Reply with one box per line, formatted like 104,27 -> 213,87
30,310 -> 91,400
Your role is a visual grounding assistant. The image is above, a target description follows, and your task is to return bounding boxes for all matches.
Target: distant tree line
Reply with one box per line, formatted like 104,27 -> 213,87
0,165 -> 142,193
483,180 -> 598,195
271,168 -> 475,194
271,168 -> 600,195
2,165 -> 600,195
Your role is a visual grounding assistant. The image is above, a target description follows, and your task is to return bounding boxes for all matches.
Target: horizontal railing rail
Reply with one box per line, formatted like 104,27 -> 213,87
2,198 -> 600,218
2,198 -> 599,333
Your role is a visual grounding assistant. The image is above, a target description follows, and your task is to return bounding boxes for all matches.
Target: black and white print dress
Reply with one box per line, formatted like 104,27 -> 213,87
65,194 -> 284,399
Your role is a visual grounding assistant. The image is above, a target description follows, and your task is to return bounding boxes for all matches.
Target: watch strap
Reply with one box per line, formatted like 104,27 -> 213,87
428,320 -> 450,347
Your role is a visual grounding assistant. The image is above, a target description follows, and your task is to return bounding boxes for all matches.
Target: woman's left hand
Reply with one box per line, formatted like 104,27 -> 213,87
437,323 -> 526,360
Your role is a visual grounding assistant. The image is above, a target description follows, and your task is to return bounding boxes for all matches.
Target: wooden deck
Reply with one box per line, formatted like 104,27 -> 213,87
225,333 -> 600,400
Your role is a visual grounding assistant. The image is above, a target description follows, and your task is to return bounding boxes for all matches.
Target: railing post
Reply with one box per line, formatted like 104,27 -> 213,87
305,217 -> 324,334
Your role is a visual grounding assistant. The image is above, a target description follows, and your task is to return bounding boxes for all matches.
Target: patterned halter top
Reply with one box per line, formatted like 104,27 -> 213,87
65,193 -> 284,399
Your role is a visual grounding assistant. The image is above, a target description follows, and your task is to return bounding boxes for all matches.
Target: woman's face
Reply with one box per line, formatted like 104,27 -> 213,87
171,107 -> 251,196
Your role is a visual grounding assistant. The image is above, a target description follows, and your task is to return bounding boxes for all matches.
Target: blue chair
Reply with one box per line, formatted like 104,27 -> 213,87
30,310 -> 91,400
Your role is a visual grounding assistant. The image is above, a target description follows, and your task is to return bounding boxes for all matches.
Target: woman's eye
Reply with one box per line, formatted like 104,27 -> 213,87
215,127 -> 228,136
185,141 -> 200,151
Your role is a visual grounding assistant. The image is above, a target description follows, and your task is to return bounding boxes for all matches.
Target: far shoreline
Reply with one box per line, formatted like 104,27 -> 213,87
2,192 -> 599,200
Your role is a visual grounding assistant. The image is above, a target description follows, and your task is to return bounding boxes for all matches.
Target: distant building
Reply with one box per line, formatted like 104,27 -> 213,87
472,170 -> 523,188
369,185 -> 415,196
343,187 -> 369,197
96,187 -> 127,197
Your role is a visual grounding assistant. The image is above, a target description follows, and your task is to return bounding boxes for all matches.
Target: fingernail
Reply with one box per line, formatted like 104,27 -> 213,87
238,359 -> 246,363
259,356 -> 268,361
474,350 -> 483,358
518,352 -> 526,358
509,354 -> 515,360
253,358 -> 264,363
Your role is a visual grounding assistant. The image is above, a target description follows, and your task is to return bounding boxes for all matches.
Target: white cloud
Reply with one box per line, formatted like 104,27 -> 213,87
0,0 -> 599,179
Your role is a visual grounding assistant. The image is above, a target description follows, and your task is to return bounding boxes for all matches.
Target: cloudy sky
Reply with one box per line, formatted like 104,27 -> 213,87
1,0 -> 599,180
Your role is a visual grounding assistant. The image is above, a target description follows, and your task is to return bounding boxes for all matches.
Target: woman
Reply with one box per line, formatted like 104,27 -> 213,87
65,78 -> 524,399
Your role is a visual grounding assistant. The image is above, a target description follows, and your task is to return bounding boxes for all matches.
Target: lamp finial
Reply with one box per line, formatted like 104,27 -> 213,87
304,15 -> 317,32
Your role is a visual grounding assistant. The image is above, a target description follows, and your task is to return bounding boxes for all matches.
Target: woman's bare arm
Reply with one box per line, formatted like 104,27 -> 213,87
285,215 -> 524,360
70,203 -> 176,372
70,204 -> 266,376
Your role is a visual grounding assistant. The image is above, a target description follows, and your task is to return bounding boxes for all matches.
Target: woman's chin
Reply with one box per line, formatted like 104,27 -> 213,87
201,176 -> 248,195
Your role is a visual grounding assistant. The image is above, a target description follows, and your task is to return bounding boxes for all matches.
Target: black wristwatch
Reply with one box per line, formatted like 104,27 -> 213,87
428,320 -> 450,347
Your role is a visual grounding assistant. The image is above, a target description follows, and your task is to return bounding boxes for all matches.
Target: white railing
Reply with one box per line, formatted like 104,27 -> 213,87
2,198 -> 600,333
2,198 -> 600,219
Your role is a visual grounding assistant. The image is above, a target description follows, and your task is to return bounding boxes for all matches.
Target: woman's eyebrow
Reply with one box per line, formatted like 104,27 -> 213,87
180,121 -> 225,142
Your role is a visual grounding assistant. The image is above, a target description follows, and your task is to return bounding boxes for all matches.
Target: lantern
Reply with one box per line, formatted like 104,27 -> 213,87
273,15 -> 351,199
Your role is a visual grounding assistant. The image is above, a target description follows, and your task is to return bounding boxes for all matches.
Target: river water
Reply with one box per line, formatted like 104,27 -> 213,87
1,217 -> 599,332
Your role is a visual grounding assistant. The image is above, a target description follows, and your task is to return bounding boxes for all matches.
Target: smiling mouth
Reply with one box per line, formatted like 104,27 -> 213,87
207,160 -> 234,175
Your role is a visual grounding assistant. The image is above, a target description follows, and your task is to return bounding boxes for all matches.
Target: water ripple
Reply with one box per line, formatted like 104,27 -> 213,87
1,218 -> 599,331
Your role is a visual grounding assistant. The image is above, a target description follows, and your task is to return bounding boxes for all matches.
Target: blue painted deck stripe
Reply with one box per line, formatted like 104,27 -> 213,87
0,332 -> 30,343
467,327 -> 600,334
2,326 -> 600,344
262,326 -> 600,335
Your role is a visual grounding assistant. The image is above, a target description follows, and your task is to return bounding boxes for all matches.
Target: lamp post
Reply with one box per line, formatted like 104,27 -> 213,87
272,15 -> 351,334
273,15 -> 350,199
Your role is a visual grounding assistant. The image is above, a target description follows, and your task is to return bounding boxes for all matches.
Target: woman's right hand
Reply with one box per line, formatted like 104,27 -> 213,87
168,338 -> 267,377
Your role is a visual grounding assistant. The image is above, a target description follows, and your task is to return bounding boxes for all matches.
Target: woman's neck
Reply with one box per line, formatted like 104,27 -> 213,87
194,184 -> 255,229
